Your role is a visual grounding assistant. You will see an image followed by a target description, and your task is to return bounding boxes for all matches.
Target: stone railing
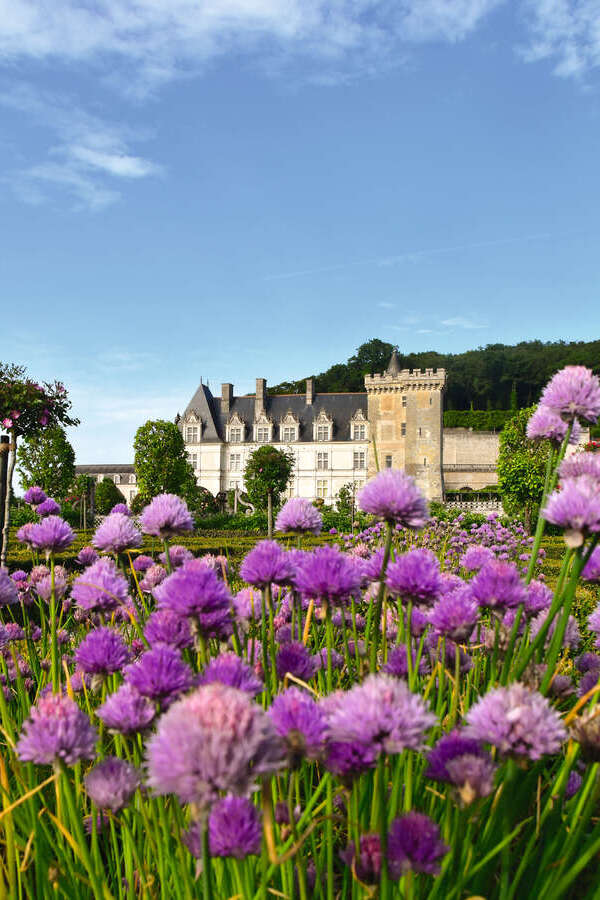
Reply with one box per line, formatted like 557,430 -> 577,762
444,498 -> 503,514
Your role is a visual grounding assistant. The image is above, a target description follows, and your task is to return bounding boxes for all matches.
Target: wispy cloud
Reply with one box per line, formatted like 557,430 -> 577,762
0,1 -> 504,95
377,301 -> 396,309
0,82 -> 162,209
441,316 -> 487,329
520,0 -> 600,78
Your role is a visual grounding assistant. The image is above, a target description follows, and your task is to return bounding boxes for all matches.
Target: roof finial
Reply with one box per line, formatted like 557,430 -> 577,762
386,346 -> 401,376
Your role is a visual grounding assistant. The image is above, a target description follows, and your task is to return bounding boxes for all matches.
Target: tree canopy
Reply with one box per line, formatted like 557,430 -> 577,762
269,337 -> 600,411
94,477 -> 127,516
497,407 -> 550,531
133,420 -> 197,502
16,427 -> 76,500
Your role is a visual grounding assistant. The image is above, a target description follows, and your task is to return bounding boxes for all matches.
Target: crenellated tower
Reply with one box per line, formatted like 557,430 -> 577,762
365,349 -> 446,501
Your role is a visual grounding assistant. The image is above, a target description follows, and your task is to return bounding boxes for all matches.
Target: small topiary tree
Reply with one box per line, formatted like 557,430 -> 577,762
133,420 -> 196,503
497,406 -> 549,532
95,478 -> 127,516
244,445 -> 294,537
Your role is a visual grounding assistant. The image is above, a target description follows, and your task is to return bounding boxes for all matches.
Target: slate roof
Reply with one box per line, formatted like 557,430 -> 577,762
76,464 -> 135,474
181,384 -> 368,443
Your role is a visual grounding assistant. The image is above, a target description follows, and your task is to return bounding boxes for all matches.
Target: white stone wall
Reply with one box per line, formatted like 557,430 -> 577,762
188,440 -> 369,503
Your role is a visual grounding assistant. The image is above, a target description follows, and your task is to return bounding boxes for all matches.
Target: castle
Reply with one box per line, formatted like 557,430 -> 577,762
76,349 -> 509,504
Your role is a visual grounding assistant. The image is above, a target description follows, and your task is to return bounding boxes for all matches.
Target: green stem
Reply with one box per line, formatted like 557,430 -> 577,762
367,522 -> 393,672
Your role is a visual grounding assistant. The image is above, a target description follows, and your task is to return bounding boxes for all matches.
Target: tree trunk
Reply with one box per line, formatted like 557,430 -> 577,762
0,433 -> 16,568
267,490 -> 273,539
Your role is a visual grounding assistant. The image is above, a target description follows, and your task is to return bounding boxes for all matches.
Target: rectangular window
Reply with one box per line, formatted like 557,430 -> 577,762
423,458 -> 427,466
353,423 -> 366,440
186,426 -> 199,443
401,423 -> 406,437
229,427 -> 242,443
282,426 -> 296,442
353,450 -> 366,470
317,452 -> 329,470
187,452 -> 198,470
256,427 -> 270,443
316,479 -> 328,499
229,453 -> 241,471
316,425 -> 330,441
418,427 -> 422,437
385,455 -> 393,469
402,396 -> 407,408
429,397 -> 433,405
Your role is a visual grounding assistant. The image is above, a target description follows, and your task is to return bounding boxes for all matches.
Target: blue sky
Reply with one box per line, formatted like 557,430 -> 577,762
1,1 -> 599,463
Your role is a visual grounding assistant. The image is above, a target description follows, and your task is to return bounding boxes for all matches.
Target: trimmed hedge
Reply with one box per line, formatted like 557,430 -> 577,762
443,409 -> 515,431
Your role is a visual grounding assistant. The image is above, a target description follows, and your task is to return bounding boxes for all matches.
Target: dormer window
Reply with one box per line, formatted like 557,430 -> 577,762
279,411 -> 299,443
114,474 -> 121,485
351,409 -> 368,441
256,426 -> 270,442
313,410 -> 333,442
281,425 -> 296,442
186,425 -> 199,443
227,413 -> 246,443
253,413 -> 273,443
129,474 -> 136,484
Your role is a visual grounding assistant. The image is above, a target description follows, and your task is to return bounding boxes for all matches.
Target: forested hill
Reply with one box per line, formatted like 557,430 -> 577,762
269,338 -> 600,411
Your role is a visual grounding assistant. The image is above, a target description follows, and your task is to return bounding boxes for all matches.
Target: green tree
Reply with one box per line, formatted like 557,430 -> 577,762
244,445 -> 294,537
497,407 -> 549,532
17,427 -> 76,500
133,420 -> 196,502
95,477 -> 127,516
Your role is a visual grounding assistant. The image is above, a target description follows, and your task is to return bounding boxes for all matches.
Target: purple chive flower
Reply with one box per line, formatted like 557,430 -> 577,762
276,641 -> 317,681
110,503 -> 131,516
460,544 -> 495,572
0,569 -> 18,606
199,652 -> 263,696
341,834 -> 383,883
363,548 -> 385,582
565,771 -> 583,799
71,558 -> 129,613
324,740 -> 378,777
357,470 -> 429,528
382,645 -> 428,678
132,554 -> 154,572
92,513 -> 142,554
35,571 -> 68,603
139,564 -> 167,592
29,516 -> 74,553
233,587 -> 263,621
525,580 -> 553,616
153,566 -> 232,637
75,627 -> 130,676
293,545 -> 362,605
23,485 -> 47,505
466,683 -> 567,760
269,687 -> 327,762
582,547 -> 600,583
526,406 -> 581,444
540,365 -> 600,424
387,812 -> 449,877
96,683 -> 156,734
76,546 -> 99,566
425,731 -> 486,781
16,522 -> 35,546
314,647 -> 345,671
429,587 -> 479,643
470,561 -> 527,610
324,674 -> 435,759
275,498 -> 323,535
530,611 -> 581,651
84,757 -> 140,811
144,609 -> 194,650
240,540 -> 293,587
145,683 -> 285,809
445,754 -> 497,802
16,694 -> 97,766
159,544 -> 193,568
139,493 -> 194,538
559,452 -> 600,481
576,652 -> 600,675
386,549 -> 442,605
184,795 -> 262,859
543,475 -> 600,546
36,498 -> 61,517
124,646 -> 194,706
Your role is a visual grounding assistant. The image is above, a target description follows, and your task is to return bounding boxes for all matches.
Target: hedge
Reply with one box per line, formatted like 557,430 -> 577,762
443,409 -> 515,431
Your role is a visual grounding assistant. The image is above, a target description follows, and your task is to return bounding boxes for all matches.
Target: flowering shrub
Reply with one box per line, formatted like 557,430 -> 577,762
1,366 -> 600,898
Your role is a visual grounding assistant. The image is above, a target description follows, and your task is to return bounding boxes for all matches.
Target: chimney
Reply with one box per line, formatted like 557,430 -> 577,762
255,378 -> 266,418
221,383 -> 233,415
306,378 -> 314,405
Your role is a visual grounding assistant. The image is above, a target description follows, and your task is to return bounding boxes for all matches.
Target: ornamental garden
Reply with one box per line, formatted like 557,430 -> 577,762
0,365 -> 600,898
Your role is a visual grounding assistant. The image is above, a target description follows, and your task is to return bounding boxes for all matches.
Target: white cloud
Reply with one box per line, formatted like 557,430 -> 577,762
520,1 -> 600,78
0,1 -> 504,92
0,82 -> 162,209
441,316 -> 487,329
377,301 -> 395,309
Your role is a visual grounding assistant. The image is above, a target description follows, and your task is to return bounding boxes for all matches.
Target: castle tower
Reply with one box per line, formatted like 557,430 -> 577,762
365,350 -> 446,501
